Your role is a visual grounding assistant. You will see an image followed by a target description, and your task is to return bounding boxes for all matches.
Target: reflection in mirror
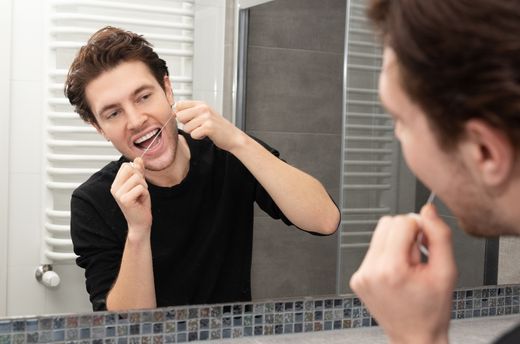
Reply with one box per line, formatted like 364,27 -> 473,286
2,0 -> 515,320
240,0 -> 490,301
51,2 -> 337,314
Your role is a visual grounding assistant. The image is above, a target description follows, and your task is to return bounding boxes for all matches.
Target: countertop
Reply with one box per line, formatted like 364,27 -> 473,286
201,315 -> 520,343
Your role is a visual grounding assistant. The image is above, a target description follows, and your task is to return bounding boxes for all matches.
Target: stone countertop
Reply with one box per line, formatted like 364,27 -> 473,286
202,315 -> 520,344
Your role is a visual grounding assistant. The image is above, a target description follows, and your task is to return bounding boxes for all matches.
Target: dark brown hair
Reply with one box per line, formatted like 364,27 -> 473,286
367,0 -> 520,150
64,26 -> 169,125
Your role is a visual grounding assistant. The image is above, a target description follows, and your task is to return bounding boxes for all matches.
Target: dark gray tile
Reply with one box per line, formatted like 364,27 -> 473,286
248,131 -> 342,190
251,217 -> 338,299
245,47 -> 343,134
249,0 -> 346,54
441,216 -> 487,288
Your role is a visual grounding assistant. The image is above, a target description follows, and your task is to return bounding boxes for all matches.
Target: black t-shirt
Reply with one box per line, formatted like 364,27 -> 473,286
71,132 -> 292,311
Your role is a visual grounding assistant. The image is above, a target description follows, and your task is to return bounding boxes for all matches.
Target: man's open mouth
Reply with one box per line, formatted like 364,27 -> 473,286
134,128 -> 161,150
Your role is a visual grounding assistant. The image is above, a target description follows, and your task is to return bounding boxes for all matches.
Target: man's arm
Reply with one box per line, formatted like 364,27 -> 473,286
176,100 -> 340,234
106,158 -> 156,310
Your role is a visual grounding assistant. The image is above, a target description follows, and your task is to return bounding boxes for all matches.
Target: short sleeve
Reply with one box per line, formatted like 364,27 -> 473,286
248,136 -> 293,226
249,135 -> 337,235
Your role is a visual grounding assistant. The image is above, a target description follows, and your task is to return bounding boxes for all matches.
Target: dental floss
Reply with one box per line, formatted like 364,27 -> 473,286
130,102 -> 176,167
409,191 -> 435,258
140,102 -> 177,159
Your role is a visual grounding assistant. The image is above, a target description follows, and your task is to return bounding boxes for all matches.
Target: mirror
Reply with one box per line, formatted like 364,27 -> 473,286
1,0 -> 515,319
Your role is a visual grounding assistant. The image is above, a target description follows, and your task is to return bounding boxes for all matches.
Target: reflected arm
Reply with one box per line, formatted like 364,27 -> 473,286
230,134 -> 340,234
106,231 -> 156,311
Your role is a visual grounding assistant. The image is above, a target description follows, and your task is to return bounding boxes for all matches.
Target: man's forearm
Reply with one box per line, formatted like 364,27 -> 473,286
230,134 -> 340,234
106,231 -> 156,310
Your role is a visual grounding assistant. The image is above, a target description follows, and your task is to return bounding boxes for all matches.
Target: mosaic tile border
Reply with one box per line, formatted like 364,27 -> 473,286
0,285 -> 519,343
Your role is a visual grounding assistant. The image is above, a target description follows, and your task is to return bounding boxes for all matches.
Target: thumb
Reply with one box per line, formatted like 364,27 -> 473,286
420,204 -> 457,279
133,157 -> 145,174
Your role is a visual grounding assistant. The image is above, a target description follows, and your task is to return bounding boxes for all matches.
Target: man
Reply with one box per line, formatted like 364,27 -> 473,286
350,0 -> 520,343
66,26 -> 340,311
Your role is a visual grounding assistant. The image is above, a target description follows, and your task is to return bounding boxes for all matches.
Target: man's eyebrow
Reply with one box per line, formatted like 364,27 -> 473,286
97,84 -> 155,116
132,84 -> 154,97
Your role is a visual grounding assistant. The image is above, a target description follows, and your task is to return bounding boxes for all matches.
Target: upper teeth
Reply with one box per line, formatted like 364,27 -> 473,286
135,129 -> 159,144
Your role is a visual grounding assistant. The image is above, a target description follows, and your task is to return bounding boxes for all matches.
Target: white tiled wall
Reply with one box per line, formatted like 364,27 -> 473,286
0,0 -> 13,318
2,0 -> 227,317
5,0 -> 91,316
193,0 -> 226,114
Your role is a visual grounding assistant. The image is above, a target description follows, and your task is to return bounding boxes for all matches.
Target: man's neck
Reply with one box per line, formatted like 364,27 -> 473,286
143,134 -> 191,187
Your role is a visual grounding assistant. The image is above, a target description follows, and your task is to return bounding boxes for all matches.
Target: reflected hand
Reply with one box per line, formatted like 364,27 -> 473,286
175,100 -> 246,152
350,204 -> 457,344
110,157 -> 152,240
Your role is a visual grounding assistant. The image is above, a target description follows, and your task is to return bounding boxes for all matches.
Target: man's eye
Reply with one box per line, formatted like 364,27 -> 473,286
138,93 -> 151,102
107,110 -> 119,119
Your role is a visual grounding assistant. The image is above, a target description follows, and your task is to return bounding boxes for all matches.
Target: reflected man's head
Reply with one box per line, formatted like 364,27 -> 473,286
64,26 -> 170,127
367,0 -> 520,236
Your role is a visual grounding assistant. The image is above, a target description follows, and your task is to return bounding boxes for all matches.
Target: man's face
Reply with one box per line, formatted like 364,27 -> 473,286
85,60 -> 178,172
379,47 -> 501,237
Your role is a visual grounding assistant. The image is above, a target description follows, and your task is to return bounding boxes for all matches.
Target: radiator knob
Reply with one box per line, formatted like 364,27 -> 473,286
42,270 -> 60,287
35,264 -> 61,288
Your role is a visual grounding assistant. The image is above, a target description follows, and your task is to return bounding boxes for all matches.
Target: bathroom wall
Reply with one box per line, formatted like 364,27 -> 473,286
4,0 -> 91,316
245,0 -> 345,299
0,0 -> 12,317
192,0 -> 226,114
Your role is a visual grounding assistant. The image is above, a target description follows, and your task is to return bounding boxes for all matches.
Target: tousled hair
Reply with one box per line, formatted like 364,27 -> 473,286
367,0 -> 520,150
64,26 -> 169,125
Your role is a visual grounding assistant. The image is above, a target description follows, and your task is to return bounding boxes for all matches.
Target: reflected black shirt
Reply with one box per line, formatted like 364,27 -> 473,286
70,132 -> 292,311
495,324 -> 520,344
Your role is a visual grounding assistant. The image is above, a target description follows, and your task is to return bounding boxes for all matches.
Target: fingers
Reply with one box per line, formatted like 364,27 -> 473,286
350,214 -> 423,293
364,216 -> 392,258
386,215 -> 421,261
174,101 -> 223,141
133,157 -> 145,174
175,101 -> 208,124
419,204 -> 457,280
181,113 -> 208,134
111,161 -> 148,202
175,99 -> 203,111
119,183 -> 149,207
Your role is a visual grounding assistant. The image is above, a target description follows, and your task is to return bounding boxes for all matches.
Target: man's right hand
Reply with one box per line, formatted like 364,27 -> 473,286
110,157 -> 152,239
106,157 -> 156,310
350,204 -> 457,344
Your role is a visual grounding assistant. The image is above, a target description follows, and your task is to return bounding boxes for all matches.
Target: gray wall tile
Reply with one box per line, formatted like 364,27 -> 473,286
441,216 -> 486,287
245,0 -> 344,300
249,0 -> 347,54
251,217 -> 338,299
245,47 -> 343,134
249,131 -> 341,190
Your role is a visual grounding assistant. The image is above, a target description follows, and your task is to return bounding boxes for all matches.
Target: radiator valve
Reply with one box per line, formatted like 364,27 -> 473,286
35,264 -> 60,288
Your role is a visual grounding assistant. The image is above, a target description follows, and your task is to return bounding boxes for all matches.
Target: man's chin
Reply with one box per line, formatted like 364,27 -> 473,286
142,156 -> 173,172
458,218 -> 513,238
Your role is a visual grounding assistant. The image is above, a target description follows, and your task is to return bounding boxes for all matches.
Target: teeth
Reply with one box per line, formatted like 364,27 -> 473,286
135,129 -> 159,144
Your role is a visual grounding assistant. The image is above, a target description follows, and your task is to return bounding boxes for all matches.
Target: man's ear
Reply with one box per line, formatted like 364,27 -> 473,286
163,75 -> 174,106
461,119 -> 514,187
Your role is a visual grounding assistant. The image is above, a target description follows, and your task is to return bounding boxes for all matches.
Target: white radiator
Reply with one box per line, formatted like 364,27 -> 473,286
337,0 -> 401,292
41,0 -> 195,264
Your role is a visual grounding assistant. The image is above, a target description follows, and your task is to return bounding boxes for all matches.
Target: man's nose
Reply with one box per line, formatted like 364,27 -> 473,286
126,106 -> 146,130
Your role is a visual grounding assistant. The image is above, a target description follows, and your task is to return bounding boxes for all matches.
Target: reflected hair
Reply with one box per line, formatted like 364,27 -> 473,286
64,26 -> 169,125
367,0 -> 520,150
